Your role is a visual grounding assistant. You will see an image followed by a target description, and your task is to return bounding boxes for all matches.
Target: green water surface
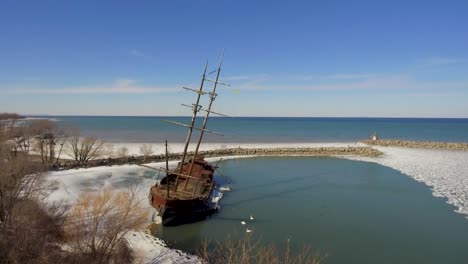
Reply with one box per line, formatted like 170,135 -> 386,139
156,157 -> 468,264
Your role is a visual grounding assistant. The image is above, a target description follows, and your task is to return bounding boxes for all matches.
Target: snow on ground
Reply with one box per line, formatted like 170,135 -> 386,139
346,145 -> 468,218
44,159 -> 232,264
44,142 -> 468,263
126,230 -> 199,264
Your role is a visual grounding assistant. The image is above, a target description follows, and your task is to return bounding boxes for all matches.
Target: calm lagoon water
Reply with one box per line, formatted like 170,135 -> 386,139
156,157 -> 468,264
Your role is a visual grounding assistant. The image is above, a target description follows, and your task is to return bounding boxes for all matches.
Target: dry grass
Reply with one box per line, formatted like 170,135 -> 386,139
1,113 -> 148,263
65,188 -> 150,263
198,235 -> 328,264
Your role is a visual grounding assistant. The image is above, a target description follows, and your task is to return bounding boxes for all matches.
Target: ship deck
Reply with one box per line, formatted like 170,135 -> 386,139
154,177 -> 213,200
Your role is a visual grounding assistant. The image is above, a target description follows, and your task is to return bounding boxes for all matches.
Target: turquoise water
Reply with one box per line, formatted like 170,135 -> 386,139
39,116 -> 468,143
157,157 -> 468,264
35,115 -> 468,262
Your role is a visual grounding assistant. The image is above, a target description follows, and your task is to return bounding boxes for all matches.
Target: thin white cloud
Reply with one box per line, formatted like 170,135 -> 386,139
236,74 -> 468,92
223,75 -> 251,81
324,73 -> 380,80
3,79 -> 178,94
294,73 -> 381,81
229,74 -> 271,88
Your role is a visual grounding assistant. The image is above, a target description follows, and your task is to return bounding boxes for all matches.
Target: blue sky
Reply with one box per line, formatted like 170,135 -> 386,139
1,0 -> 467,117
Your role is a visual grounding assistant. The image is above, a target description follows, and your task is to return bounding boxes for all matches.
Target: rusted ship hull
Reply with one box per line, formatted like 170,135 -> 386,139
150,159 -> 217,226
156,196 -> 217,226
150,183 -> 217,226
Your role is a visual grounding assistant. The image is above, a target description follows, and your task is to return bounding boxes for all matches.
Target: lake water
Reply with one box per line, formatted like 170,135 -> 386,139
156,157 -> 468,264
41,116 -> 468,143
36,116 -> 468,262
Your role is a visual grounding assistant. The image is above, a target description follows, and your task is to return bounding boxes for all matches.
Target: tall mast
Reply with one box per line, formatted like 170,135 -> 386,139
174,62 -> 208,188
165,140 -> 169,198
188,51 -> 224,175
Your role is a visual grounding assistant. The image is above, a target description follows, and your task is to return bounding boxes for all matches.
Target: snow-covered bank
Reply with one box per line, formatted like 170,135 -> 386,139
43,142 -> 468,263
345,146 -> 468,218
126,230 -> 199,264
45,161 -> 204,263
44,158 -> 236,264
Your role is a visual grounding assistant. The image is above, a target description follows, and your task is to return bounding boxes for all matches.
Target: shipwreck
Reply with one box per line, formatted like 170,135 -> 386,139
146,52 -> 230,226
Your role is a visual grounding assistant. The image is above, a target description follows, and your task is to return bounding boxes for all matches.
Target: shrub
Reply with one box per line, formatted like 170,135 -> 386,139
198,235 -> 328,264
65,188 -> 149,263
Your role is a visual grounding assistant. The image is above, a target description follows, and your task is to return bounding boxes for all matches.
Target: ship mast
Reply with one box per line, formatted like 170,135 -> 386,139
165,140 -> 169,198
174,62 -> 208,188
188,51 -> 225,175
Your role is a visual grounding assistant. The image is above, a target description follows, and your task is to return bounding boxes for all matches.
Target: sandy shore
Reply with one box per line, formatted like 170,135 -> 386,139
44,141 -> 468,263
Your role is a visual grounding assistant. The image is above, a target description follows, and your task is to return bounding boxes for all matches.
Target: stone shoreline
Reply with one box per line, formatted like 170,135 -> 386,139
50,146 -> 383,171
362,139 -> 468,151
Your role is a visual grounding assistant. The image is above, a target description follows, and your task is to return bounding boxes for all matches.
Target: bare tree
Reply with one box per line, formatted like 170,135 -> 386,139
0,113 -> 22,134
30,120 -> 67,165
117,146 -> 129,158
11,124 -> 32,155
102,143 -> 115,158
65,188 -> 149,263
66,130 -> 105,164
0,150 -> 45,224
139,144 -> 153,159
0,113 -> 23,147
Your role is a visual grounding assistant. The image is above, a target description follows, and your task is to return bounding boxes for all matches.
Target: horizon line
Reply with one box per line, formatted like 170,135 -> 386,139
23,114 -> 468,119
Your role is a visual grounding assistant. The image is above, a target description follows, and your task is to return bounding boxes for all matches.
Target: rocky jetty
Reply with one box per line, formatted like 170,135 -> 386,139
362,139 -> 468,151
50,146 -> 383,171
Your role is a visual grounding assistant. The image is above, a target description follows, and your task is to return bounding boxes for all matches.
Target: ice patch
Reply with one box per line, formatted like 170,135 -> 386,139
126,230 -> 200,264
44,161 -> 232,263
44,163 -> 199,263
42,142 -> 468,263
345,146 -> 468,218
208,184 -> 231,210
218,186 -> 231,192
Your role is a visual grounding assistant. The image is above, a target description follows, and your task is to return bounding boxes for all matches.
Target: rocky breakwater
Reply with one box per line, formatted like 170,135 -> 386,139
203,146 -> 383,157
50,146 -> 383,171
362,139 -> 468,151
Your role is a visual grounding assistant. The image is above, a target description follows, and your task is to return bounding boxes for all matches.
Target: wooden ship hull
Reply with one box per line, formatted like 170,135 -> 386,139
149,158 -> 218,226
